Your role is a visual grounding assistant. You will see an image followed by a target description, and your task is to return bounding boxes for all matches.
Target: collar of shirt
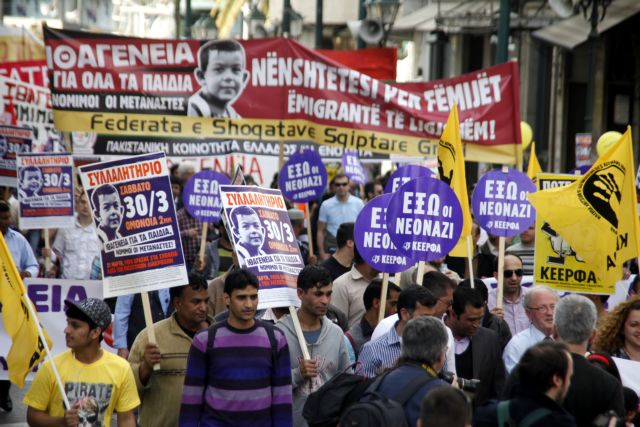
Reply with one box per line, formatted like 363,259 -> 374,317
503,286 -> 527,304
386,321 -> 402,346
350,265 -> 365,281
454,336 -> 470,355
529,323 -> 547,341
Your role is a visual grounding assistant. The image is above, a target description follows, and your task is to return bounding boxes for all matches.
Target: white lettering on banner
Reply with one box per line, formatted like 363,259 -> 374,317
395,217 -> 454,239
284,175 -> 322,191
141,74 -> 193,92
370,207 -> 386,229
287,91 -> 382,126
45,43 -> 195,69
363,231 -> 402,254
478,201 -> 532,218
402,192 -> 440,216
423,72 -> 502,113
484,180 -> 518,200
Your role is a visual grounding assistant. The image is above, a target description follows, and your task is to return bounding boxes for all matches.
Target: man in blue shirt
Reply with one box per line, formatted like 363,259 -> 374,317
0,200 -> 39,412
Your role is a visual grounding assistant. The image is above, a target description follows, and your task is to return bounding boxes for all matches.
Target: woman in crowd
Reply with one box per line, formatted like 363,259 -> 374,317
594,296 -> 640,361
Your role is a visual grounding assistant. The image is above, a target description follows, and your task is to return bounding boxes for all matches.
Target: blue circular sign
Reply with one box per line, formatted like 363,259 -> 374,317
354,194 -> 415,273
386,176 -> 463,261
342,150 -> 367,185
384,164 -> 434,193
279,150 -> 327,203
471,168 -> 536,237
182,170 -> 230,222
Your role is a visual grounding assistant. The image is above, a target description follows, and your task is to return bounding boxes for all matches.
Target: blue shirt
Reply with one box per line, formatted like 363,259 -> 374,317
357,321 -> 401,378
318,195 -> 364,236
5,228 -> 39,277
113,289 -> 171,349
503,323 -> 547,373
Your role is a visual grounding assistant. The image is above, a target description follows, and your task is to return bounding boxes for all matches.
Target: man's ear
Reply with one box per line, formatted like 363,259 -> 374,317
346,239 -> 355,248
297,287 -> 305,300
372,297 -> 381,311
223,292 -> 230,308
399,307 -> 409,322
587,328 -> 596,346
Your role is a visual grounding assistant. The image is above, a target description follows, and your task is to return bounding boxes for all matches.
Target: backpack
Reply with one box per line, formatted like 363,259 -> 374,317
302,363 -> 373,427
497,400 -> 552,427
338,370 -> 436,427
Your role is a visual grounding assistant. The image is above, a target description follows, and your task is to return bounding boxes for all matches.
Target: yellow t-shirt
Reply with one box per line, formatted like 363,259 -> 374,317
24,350 -> 140,426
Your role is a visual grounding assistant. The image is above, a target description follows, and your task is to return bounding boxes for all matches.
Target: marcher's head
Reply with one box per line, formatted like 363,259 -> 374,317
64,298 -> 112,348
0,200 -> 11,235
297,265 -> 332,319
195,39 -> 248,105
623,387 -> 639,424
287,208 -> 305,236
518,341 -> 573,404
170,176 -> 183,199
177,161 -> 196,184
364,181 -> 383,201
519,223 -> 536,245
332,173 -> 350,198
91,184 -> 123,232
629,275 -> 640,296
75,187 -> 92,218
594,296 -> 640,355
494,253 -> 523,296
336,222 -> 355,250
171,273 -> 209,330
229,206 -> 265,251
223,268 -> 259,323
418,387 -> 472,427
353,244 -> 379,277
450,287 -> 484,338
457,279 -> 488,303
363,279 -> 401,318
399,316 -> 448,371
422,271 -> 455,318
19,166 -> 42,193
524,286 -> 558,336
553,294 -> 597,347
397,285 -> 437,324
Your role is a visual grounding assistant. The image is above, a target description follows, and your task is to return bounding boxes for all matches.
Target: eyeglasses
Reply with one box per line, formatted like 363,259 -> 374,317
334,182 -> 349,187
527,304 -> 556,313
503,269 -> 524,278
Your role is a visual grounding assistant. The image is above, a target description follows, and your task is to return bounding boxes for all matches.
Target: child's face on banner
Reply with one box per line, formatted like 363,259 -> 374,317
236,213 -> 264,249
201,50 -> 245,102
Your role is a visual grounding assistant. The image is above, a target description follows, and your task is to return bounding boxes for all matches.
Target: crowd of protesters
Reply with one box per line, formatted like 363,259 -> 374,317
1,164 -> 639,427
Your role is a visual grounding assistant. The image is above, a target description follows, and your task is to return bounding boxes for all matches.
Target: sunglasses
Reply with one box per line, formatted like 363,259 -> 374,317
334,182 -> 349,187
503,269 -> 524,278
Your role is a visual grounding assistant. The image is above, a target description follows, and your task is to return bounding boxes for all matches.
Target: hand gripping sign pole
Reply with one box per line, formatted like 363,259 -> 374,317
140,292 -> 160,371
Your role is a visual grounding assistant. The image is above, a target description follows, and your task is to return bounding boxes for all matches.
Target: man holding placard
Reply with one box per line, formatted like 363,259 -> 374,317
488,254 -> 529,336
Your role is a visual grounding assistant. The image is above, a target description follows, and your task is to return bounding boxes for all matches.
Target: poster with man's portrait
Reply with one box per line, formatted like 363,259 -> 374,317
220,185 -> 303,308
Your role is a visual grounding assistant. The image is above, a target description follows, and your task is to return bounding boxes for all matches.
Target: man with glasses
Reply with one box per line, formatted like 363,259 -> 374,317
488,254 -> 529,336
502,285 -> 559,372
316,173 -> 364,261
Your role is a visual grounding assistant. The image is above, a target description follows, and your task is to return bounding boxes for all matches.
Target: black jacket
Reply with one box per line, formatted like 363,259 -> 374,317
469,327 -> 507,406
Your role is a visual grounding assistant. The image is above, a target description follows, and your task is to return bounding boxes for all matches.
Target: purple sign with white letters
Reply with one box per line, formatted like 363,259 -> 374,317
471,168 -> 536,237
182,170 -> 230,222
354,194 -> 414,273
342,150 -> 367,185
386,176 -> 463,261
279,150 -> 327,203
384,164 -> 433,193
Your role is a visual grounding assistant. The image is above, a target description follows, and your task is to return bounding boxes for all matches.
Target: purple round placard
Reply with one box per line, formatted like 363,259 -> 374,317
384,164 -> 434,193
354,194 -> 415,273
183,170 -> 230,222
279,150 -> 327,203
342,150 -> 367,185
386,176 -> 463,261
471,168 -> 536,237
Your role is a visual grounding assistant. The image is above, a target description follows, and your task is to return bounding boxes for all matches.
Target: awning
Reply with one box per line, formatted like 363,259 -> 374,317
392,2 -> 457,33
533,0 -> 640,50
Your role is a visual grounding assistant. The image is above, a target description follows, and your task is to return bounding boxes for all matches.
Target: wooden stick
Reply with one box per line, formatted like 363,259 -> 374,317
43,228 -> 51,273
198,222 -> 208,270
496,236 -> 506,309
416,261 -> 426,286
378,273 -> 389,324
279,140 -> 285,169
394,271 -> 401,286
306,202 -> 314,258
466,235 -> 474,286
288,306 -> 310,360
141,291 -> 160,370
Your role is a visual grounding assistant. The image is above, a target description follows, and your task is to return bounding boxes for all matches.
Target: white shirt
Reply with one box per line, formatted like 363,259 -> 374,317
52,218 -> 101,280
502,323 -> 547,373
371,313 -> 457,374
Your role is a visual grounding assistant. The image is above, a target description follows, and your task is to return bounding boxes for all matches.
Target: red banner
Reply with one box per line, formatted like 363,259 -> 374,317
43,28 -> 521,164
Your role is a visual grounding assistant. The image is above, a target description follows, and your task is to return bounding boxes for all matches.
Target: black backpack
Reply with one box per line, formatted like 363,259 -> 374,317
338,371 -> 436,427
302,363 -> 373,427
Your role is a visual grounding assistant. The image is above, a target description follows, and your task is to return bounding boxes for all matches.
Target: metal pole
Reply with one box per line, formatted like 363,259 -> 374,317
495,0 -> 510,64
316,0 -> 324,47
357,0 -> 366,49
283,0 -> 291,35
184,0 -> 192,37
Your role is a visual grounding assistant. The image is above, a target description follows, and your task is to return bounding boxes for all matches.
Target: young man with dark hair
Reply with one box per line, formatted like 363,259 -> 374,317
180,268 -> 292,426
277,265 -> 350,427
346,279 -> 401,354
474,341 -> 576,426
320,221 -> 354,280
445,286 -> 505,406
332,244 -> 380,328
419,387 -> 472,427
24,298 -> 139,427
317,174 -> 364,260
357,285 -> 437,378
128,273 -> 212,427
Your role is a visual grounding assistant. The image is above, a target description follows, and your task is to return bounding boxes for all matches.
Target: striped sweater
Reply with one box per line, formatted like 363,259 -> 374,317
179,320 -> 293,426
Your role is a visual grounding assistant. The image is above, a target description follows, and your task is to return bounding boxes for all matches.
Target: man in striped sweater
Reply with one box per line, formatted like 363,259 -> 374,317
179,268 -> 293,426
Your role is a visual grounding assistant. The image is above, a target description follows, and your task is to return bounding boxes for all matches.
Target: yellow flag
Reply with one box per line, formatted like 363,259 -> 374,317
527,142 -> 542,184
527,127 -> 640,288
438,104 -> 472,257
0,233 -> 52,387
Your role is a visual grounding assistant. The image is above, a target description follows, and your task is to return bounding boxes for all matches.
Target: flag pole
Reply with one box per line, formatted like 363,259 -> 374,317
466,235 -> 474,286
416,261 -> 426,286
496,236 -> 506,309
378,273 -> 389,324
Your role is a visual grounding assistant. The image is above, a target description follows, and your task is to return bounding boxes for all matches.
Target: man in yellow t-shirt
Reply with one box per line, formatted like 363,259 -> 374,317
24,298 -> 139,427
